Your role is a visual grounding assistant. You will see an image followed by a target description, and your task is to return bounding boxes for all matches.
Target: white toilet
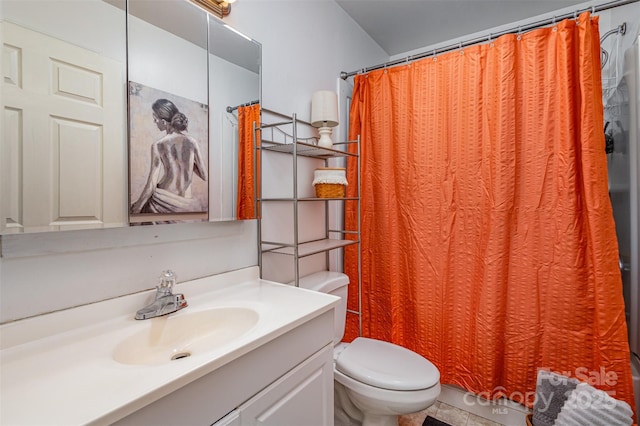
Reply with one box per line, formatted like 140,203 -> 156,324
296,271 -> 441,426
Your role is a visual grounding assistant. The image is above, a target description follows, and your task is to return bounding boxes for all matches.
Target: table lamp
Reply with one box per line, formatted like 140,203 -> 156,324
311,90 -> 339,149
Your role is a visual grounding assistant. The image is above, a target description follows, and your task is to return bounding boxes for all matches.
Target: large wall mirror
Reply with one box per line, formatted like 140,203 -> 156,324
0,0 -> 261,234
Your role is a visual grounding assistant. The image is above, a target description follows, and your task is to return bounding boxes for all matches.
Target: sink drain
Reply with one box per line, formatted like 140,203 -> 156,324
171,352 -> 191,361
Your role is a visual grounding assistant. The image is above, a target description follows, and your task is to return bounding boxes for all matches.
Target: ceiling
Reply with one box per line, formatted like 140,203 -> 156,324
335,0 -> 590,56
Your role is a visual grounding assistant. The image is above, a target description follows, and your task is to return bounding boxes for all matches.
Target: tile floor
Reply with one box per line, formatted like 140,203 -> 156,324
398,384 -> 530,426
399,401 -> 504,426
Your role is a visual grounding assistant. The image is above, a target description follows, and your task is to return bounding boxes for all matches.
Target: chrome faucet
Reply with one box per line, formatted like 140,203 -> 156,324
135,270 -> 188,320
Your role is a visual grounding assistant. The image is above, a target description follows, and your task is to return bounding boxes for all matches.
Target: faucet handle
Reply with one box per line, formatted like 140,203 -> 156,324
157,270 -> 176,294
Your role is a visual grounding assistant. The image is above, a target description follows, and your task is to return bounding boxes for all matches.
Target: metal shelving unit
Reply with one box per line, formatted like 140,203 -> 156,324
255,112 -> 362,335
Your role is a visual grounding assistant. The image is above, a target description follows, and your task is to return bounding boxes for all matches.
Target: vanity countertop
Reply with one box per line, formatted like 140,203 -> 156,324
0,267 -> 338,425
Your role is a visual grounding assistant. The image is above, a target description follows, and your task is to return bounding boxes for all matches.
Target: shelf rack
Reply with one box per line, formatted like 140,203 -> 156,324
255,112 -> 362,336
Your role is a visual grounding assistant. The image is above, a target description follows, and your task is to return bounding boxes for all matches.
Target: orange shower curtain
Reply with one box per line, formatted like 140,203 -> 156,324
236,104 -> 260,220
344,12 -> 635,412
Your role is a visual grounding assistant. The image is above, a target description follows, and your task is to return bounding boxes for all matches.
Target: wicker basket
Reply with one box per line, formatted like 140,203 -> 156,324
313,167 -> 347,198
315,183 -> 346,198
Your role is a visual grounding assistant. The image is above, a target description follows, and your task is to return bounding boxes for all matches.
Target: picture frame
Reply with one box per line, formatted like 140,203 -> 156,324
128,81 -> 209,225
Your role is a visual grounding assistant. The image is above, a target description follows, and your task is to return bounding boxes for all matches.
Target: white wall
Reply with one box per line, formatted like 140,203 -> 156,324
389,1 -> 640,62
0,0 -> 387,322
224,0 -> 388,122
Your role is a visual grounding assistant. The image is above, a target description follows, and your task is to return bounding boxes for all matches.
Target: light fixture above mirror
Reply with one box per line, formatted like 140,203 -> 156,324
191,0 -> 235,18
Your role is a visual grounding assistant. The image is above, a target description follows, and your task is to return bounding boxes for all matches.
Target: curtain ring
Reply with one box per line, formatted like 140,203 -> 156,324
591,5 -> 596,14
517,26 -> 522,40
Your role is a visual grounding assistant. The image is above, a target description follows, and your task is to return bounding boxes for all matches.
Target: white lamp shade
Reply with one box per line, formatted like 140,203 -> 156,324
311,90 -> 339,128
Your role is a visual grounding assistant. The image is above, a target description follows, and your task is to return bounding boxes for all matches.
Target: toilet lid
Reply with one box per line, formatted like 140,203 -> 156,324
335,337 -> 440,391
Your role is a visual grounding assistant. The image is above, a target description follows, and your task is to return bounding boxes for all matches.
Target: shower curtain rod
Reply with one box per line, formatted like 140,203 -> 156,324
340,0 -> 639,80
226,99 -> 259,113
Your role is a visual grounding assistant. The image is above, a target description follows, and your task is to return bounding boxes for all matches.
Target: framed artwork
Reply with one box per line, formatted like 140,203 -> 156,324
128,81 -> 209,225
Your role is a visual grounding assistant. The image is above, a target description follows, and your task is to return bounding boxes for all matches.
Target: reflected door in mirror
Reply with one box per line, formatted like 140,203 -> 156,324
1,22 -> 125,233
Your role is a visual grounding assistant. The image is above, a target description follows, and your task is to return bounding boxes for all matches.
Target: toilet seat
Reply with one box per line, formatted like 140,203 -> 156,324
335,337 -> 440,391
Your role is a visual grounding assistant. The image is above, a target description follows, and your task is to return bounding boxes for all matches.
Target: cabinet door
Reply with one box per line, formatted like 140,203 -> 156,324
212,410 -> 240,426
239,344 -> 334,426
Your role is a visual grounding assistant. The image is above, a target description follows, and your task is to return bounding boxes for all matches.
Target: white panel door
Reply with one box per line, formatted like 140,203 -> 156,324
1,22 -> 124,232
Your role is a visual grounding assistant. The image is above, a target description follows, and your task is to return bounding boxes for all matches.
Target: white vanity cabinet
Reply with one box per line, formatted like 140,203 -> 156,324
113,310 -> 334,426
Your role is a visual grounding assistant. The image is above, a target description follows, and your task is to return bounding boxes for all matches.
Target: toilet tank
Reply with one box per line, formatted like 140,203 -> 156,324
295,271 -> 349,345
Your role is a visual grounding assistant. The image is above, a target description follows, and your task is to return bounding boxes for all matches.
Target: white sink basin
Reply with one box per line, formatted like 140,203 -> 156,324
113,307 -> 259,366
